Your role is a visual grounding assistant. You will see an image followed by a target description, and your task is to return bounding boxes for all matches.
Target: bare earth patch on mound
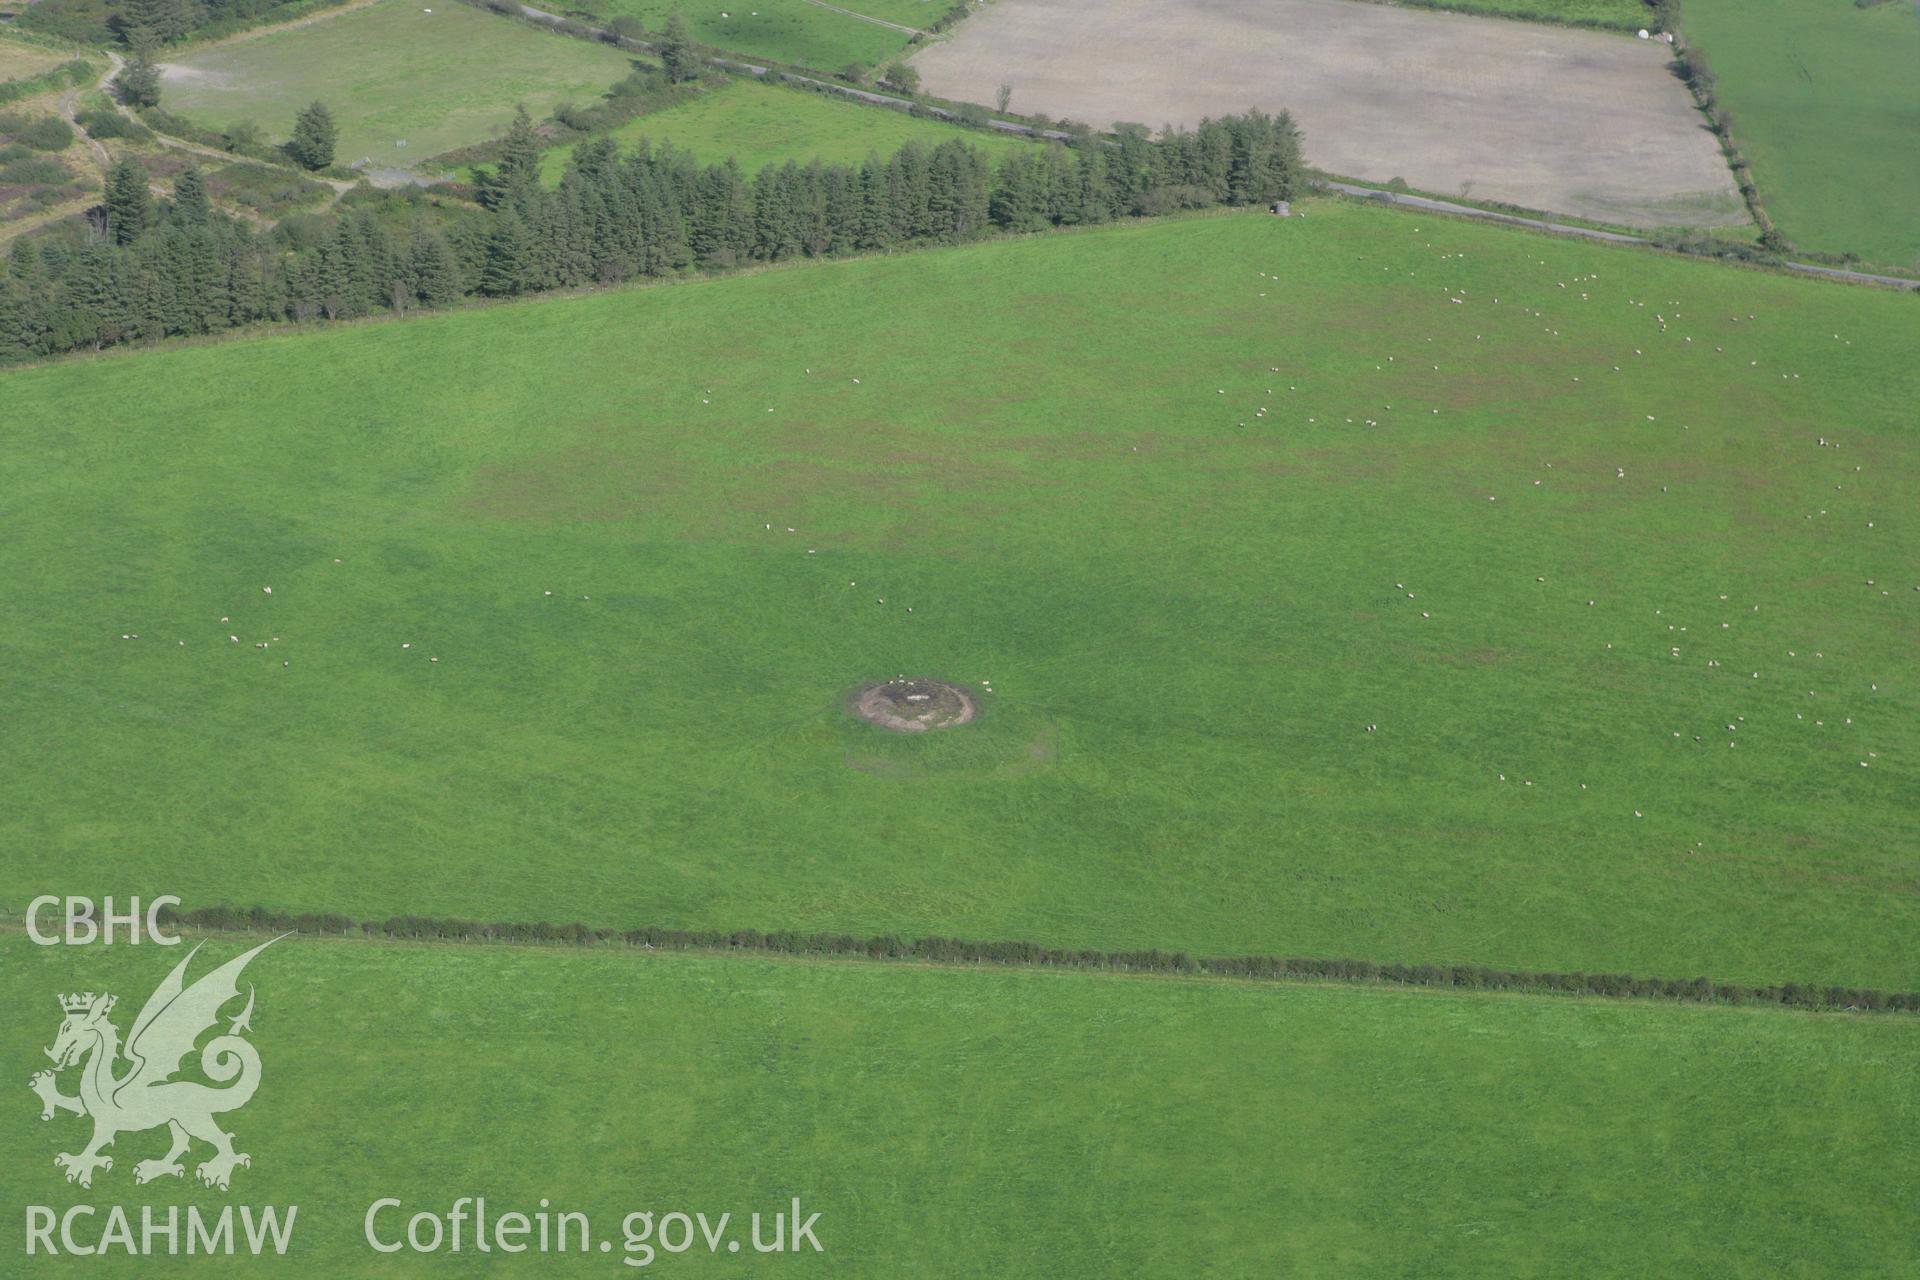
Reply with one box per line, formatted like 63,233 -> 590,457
851,679 -> 978,733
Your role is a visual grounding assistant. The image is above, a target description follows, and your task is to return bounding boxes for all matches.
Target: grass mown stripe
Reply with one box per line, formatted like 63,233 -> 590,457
149,904 -> 1920,1014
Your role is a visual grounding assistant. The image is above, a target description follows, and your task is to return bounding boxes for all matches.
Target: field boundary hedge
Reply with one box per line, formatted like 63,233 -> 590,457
1652,0 -> 1788,253
138,903 -> 1920,1015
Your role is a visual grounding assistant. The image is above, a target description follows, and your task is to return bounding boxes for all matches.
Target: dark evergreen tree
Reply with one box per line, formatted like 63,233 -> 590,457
283,253 -> 323,322
105,158 -> 151,246
1107,124 -> 1156,215
480,212 -> 532,296
689,159 -> 743,267
117,0 -> 191,44
719,157 -> 756,263
821,164 -> 861,254
477,106 -> 542,211
853,157 -> 890,251
132,234 -> 186,338
1223,109 -> 1301,205
889,142 -> 934,241
0,283 -> 30,365
226,241 -> 270,326
287,102 -> 338,171
181,225 -> 228,332
64,243 -> 134,350
570,136 -> 621,184
172,168 -> 210,226
1193,117 -> 1233,202
990,151 -> 1048,231
658,11 -> 699,83
409,232 -> 464,307
1070,145 -> 1116,225
116,47 -> 163,109
751,164 -> 800,261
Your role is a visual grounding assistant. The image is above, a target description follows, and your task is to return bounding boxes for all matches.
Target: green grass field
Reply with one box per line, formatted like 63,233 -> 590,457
537,76 -> 1033,184
0,36 -> 67,85
156,0 -> 638,170
1,205 -> 1916,992
1683,0 -> 1920,268
2,931 -> 1913,1276
569,0 -> 931,70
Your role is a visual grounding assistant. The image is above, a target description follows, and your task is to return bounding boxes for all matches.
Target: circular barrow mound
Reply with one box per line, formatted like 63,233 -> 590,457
849,678 -> 978,733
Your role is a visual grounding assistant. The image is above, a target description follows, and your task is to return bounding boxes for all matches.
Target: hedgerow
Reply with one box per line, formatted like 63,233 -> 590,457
154,903 -> 1919,1014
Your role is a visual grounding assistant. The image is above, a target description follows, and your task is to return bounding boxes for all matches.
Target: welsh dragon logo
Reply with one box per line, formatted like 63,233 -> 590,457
29,938 -> 280,1191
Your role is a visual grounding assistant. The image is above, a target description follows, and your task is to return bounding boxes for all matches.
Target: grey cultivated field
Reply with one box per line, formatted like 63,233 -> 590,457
912,0 -> 1746,227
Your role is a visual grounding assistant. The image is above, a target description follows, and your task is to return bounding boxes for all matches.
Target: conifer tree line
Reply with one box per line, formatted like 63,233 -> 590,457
0,108 -> 1302,365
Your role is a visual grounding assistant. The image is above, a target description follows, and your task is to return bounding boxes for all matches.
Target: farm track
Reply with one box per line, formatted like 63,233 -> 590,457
1322,180 -> 1920,290
798,0 -> 927,35
0,55 -> 115,247
56,73 -> 112,173
99,52 -> 362,208
1,20 -> 362,245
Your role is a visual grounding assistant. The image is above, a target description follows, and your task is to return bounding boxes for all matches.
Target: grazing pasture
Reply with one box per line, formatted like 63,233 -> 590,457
536,76 -> 1034,184
156,0 -> 636,171
1682,0 -> 1920,268
4,934 -> 1914,1276
910,0 -> 1743,228
0,37 -> 67,86
0,205 -> 1916,989
572,0 -> 930,70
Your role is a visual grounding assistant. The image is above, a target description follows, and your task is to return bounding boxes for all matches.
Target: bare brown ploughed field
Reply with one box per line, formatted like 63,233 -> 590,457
912,0 -> 1746,229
